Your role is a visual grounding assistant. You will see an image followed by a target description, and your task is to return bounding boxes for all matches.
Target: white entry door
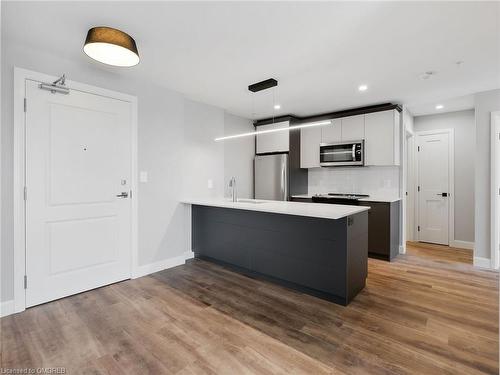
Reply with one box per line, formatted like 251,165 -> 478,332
416,131 -> 451,245
25,79 -> 133,307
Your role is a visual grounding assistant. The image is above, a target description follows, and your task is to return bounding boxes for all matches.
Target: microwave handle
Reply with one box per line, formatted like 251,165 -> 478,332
352,144 -> 356,160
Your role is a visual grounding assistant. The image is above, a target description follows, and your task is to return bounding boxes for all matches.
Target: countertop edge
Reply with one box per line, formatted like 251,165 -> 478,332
181,199 -> 370,220
290,195 -> 402,203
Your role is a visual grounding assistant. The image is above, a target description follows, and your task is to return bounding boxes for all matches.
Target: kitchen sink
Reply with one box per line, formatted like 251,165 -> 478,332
237,199 -> 267,204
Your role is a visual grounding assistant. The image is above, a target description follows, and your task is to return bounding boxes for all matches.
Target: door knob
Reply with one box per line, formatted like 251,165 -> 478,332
116,192 -> 129,198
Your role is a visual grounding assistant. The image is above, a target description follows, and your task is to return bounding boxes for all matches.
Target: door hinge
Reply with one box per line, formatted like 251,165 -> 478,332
417,146 -> 420,152
23,186 -> 27,201
24,98 -> 27,113
417,186 -> 420,192
24,275 -> 27,289
417,226 -> 420,232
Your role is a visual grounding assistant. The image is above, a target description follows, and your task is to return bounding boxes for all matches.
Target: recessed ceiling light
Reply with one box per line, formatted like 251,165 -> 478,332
435,104 -> 444,110
358,85 -> 368,92
274,104 -> 281,110
419,71 -> 436,80
84,27 -> 140,67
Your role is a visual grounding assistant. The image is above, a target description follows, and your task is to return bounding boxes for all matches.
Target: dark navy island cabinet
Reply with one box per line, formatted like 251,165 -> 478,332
191,205 -> 369,306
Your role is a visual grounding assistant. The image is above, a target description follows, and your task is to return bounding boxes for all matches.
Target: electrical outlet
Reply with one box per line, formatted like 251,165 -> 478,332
140,171 -> 148,183
207,179 -> 214,189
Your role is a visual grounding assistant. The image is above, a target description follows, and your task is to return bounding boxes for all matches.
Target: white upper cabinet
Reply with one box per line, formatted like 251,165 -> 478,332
321,119 -> 342,144
256,121 -> 289,154
300,126 -> 321,168
297,108 -> 401,169
341,115 -> 364,141
364,110 -> 400,166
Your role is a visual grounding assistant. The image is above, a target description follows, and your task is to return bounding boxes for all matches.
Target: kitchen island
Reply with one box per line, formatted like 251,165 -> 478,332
182,198 -> 369,305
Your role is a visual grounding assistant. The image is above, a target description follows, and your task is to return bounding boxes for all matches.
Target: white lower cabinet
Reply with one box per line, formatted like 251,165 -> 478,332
300,126 -> 321,168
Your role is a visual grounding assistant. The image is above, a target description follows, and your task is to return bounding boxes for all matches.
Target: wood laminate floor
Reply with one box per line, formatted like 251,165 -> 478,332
1,242 -> 498,374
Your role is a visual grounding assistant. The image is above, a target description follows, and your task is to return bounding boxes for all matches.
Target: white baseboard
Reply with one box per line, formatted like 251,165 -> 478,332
473,256 -> 492,269
185,251 -> 195,260
450,240 -> 474,250
132,253 -> 187,279
1,300 -> 15,318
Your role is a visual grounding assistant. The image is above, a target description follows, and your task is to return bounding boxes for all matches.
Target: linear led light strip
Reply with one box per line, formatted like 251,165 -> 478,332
215,120 -> 332,141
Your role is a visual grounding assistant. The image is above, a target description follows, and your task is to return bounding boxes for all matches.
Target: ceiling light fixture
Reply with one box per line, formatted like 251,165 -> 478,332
84,27 -> 140,67
358,85 -> 368,92
419,71 -> 436,80
274,104 -> 281,110
435,104 -> 444,110
215,120 -> 332,142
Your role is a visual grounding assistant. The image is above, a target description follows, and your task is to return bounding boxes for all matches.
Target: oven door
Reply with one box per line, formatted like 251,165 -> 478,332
319,141 -> 364,167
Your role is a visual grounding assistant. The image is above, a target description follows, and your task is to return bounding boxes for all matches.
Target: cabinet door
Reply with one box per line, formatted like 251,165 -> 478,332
365,110 -> 396,166
300,126 -> 321,168
256,121 -> 289,154
341,115 -> 364,141
321,119 -> 341,144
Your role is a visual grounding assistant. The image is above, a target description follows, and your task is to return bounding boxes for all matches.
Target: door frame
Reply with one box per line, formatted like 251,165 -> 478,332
491,111 -> 500,269
13,67 -> 138,313
414,128 -> 455,246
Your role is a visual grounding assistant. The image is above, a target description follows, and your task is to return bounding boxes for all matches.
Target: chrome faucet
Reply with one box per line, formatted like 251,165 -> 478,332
229,176 -> 237,202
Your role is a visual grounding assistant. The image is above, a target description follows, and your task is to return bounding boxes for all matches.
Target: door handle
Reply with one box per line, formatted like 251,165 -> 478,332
116,192 -> 129,198
436,193 -> 448,197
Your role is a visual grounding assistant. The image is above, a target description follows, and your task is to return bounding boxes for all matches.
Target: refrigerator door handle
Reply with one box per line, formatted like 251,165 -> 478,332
281,157 -> 288,200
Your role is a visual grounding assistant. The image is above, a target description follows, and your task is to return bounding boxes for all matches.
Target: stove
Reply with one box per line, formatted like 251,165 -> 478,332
311,193 -> 370,205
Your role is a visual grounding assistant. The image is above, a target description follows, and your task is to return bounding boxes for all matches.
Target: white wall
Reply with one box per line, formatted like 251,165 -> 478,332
474,89 -> 500,261
403,108 -> 415,242
0,40 -> 253,302
308,166 -> 400,197
414,109 -> 475,243
223,112 -> 254,199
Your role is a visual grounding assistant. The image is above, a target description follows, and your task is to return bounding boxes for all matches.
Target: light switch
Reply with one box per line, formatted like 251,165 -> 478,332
207,179 -> 214,189
140,171 -> 148,183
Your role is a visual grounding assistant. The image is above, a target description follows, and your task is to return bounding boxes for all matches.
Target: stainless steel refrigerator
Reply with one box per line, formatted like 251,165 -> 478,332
254,153 -> 289,201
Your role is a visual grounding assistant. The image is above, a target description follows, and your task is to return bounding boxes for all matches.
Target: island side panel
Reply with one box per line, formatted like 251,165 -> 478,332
192,205 -> 356,304
346,211 -> 369,304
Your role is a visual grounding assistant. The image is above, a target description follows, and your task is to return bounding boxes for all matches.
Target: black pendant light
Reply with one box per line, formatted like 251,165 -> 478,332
84,27 -> 139,67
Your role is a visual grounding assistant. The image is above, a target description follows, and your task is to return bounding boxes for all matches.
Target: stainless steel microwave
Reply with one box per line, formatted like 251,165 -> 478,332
319,140 -> 365,167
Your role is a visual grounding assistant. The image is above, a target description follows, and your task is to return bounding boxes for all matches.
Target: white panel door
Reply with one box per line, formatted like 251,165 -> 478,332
25,80 -> 132,307
417,132 -> 450,245
341,115 -> 364,141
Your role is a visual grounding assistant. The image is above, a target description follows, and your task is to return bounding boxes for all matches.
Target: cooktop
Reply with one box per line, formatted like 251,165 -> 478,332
314,193 -> 370,200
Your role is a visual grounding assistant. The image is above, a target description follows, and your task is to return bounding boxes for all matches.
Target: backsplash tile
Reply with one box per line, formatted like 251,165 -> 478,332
308,166 -> 400,196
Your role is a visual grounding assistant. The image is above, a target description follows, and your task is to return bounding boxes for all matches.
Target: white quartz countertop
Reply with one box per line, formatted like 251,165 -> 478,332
181,198 -> 369,220
290,194 -> 402,203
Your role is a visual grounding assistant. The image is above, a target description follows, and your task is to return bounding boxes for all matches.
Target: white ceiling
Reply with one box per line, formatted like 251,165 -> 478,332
407,94 -> 475,117
3,1 -> 499,119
